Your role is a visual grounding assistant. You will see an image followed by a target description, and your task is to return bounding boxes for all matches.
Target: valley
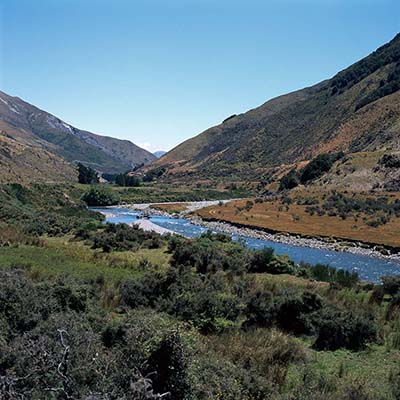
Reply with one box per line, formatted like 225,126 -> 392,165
2,26 -> 400,399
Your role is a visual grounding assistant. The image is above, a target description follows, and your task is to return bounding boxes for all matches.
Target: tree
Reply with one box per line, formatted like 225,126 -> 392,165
279,169 -> 300,191
115,172 -> 141,187
77,163 -> 99,184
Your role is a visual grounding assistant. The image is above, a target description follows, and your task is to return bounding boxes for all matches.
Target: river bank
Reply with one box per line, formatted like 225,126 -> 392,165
119,201 -> 400,263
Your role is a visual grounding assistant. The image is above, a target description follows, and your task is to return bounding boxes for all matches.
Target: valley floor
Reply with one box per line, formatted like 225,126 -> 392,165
194,192 -> 400,252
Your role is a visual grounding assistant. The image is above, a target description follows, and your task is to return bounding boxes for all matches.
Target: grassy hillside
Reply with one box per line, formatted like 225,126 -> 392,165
0,129 -> 77,183
151,34 -> 400,186
0,90 -> 156,177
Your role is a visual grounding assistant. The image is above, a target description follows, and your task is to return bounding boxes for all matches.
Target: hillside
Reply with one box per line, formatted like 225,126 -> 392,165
152,34 -> 400,187
0,91 -> 156,178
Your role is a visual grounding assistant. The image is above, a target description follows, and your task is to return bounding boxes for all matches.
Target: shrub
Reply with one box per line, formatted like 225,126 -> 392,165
313,311 -> 377,351
244,290 -> 276,328
300,152 -> 344,184
379,153 -> 400,169
89,223 -> 165,252
279,169 -> 300,191
382,276 -> 400,296
120,271 -> 171,309
81,186 -> 120,206
115,172 -> 141,187
277,291 -> 323,335
170,236 -> 247,275
248,247 -> 274,273
309,263 -> 359,287
146,331 -> 192,400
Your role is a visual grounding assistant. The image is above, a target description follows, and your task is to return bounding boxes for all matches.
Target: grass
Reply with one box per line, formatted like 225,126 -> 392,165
286,344 -> 400,399
114,183 -> 252,203
0,237 -> 169,283
196,192 -> 400,248
152,202 -> 190,213
254,272 -> 329,292
1,230 -> 399,398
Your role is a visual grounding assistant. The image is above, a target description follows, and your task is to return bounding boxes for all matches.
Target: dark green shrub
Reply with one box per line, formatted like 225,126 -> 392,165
89,223 -> 166,252
170,236 -> 247,275
120,271 -> 171,309
313,311 -> 377,351
300,152 -> 344,184
277,291 -> 322,335
248,247 -> 275,273
309,263 -> 359,287
382,276 -> 400,296
101,321 -> 126,348
244,290 -> 276,328
147,331 -> 192,400
279,169 -> 300,191
115,172 -> 141,187
81,186 -> 120,206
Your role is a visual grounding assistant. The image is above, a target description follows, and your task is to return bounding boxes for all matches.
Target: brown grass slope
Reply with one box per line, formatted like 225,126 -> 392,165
0,123 -> 76,183
153,34 -> 400,183
0,91 -> 156,174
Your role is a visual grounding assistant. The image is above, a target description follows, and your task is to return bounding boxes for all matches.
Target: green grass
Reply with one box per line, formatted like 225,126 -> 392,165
115,183 -> 252,203
286,343 -> 400,398
0,238 -> 168,283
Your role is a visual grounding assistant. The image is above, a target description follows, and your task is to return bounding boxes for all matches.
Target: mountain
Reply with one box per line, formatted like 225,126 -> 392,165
152,34 -> 400,188
0,91 -> 156,181
0,121 -> 77,183
153,151 -> 167,158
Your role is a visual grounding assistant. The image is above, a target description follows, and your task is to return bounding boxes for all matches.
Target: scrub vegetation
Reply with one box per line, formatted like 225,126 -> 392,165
2,184 -> 400,399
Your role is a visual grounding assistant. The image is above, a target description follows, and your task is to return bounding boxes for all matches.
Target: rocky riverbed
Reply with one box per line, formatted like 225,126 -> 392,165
122,201 -> 400,263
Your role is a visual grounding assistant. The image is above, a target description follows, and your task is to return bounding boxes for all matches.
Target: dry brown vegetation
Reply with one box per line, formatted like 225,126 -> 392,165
152,203 -> 189,213
196,191 -> 400,248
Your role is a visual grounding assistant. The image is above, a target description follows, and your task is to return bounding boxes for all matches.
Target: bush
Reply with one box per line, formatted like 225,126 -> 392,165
308,263 -> 359,287
300,152 -> 344,184
277,291 -> 323,335
120,271 -> 171,309
313,311 -> 377,351
244,290 -> 276,328
170,235 -> 247,275
279,169 -> 300,191
87,223 -> 166,253
381,276 -> 400,296
146,331 -> 192,400
248,247 -> 275,273
379,153 -> 400,169
81,186 -> 120,206
115,172 -> 141,187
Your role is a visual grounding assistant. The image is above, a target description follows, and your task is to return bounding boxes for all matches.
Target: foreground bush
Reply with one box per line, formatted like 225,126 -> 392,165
0,270 -> 186,399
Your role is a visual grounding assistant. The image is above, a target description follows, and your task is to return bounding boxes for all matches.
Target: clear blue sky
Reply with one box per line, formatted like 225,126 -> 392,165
0,0 -> 399,152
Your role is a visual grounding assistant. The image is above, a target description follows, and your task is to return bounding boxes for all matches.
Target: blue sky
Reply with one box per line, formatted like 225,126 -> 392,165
0,0 -> 399,152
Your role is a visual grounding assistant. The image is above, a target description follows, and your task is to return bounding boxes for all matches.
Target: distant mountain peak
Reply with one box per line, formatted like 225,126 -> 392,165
0,90 -> 157,178
153,150 -> 167,158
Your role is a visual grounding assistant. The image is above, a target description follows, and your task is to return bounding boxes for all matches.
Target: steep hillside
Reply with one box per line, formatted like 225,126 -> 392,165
0,91 -> 156,175
153,34 -> 400,185
0,120 -> 76,183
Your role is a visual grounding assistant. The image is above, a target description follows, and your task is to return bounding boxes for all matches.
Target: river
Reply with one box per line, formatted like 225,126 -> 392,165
93,206 -> 400,283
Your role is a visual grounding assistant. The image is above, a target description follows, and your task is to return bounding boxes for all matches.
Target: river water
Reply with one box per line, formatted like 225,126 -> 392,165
94,206 -> 400,283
